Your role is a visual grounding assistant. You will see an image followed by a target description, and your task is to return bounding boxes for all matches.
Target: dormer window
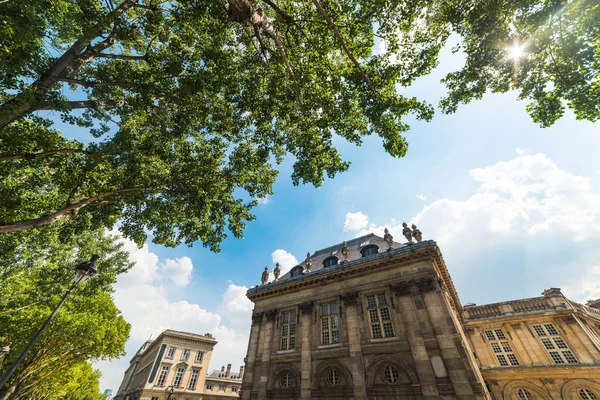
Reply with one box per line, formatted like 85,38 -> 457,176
360,244 -> 379,257
290,265 -> 304,277
323,256 -> 338,268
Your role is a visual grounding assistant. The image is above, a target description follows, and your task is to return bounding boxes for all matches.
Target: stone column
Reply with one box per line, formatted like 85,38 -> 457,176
392,281 -> 440,399
561,315 -> 595,364
241,312 -> 263,400
341,292 -> 367,400
257,309 -> 277,399
504,323 -> 534,366
299,301 -> 314,399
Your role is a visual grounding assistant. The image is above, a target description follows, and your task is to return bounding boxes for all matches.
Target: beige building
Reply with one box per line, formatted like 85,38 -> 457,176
114,330 -> 242,400
463,289 -> 600,399
241,231 -> 600,399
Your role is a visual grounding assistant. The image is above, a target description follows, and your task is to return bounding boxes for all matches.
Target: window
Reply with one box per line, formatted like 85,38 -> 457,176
580,389 -> 599,400
323,256 -> 338,268
173,367 -> 185,387
166,347 -> 176,358
383,366 -> 399,384
152,397 -> 159,400
281,310 -> 296,350
360,245 -> 379,257
517,389 -> 532,400
327,369 -> 340,386
156,366 -> 169,386
232,387 -> 239,393
195,351 -> 204,363
188,369 -> 199,390
290,265 -> 303,277
280,371 -> 292,388
206,384 -> 213,391
484,329 -> 519,367
532,324 -> 578,364
321,302 -> 340,345
219,385 -> 226,392
367,293 -> 394,338
181,349 -> 190,361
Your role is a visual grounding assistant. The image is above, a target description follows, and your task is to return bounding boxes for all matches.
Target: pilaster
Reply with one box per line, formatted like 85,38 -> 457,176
342,292 -> 367,400
241,312 -> 263,400
257,309 -> 277,399
299,301 -> 314,399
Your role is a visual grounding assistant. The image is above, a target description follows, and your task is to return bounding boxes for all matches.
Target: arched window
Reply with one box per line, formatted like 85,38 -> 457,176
290,265 -> 303,277
323,256 -> 338,268
383,366 -> 399,384
327,369 -> 339,386
518,389 -> 533,400
280,371 -> 292,388
360,244 -> 379,257
580,389 -> 599,400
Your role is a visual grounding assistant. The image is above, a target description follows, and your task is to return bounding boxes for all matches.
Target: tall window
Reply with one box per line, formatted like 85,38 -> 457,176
367,293 -> 394,338
580,389 -> 599,400
166,347 -> 176,358
517,389 -> 532,400
532,323 -> 578,364
173,368 -> 185,387
156,366 -> 169,386
281,310 -> 296,350
321,302 -> 340,345
206,384 -> 213,391
219,385 -> 226,392
188,370 -> 199,390
195,351 -> 204,363
181,349 -> 190,361
232,387 -> 239,393
484,329 -> 519,366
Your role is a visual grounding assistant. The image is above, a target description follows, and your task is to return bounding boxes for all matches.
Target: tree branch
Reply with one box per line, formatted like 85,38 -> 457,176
310,0 -> 377,96
260,0 -> 293,23
58,77 -> 146,88
93,52 -> 147,61
0,149 -> 95,162
31,99 -> 124,111
0,187 -> 144,234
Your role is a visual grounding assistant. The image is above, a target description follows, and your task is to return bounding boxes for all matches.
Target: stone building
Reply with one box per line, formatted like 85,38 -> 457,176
114,329 -> 242,400
204,365 -> 244,399
241,231 -> 600,399
243,232 -> 488,399
463,289 -> 600,399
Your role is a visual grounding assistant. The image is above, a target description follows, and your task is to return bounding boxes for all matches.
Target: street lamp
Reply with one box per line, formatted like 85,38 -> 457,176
0,255 -> 99,390
167,385 -> 175,400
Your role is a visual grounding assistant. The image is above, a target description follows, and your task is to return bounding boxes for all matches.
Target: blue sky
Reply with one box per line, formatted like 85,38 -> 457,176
49,41 -> 600,391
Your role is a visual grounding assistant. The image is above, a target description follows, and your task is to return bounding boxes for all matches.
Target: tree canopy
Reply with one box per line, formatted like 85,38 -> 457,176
0,225 -> 131,399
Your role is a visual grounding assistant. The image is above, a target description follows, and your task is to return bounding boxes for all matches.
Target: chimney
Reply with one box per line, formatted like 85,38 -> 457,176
221,366 -> 225,372
226,363 -> 232,378
239,365 -> 245,379
587,299 -> 600,310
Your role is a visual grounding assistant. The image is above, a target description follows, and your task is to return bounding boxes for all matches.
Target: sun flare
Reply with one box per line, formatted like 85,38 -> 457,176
508,45 -> 526,60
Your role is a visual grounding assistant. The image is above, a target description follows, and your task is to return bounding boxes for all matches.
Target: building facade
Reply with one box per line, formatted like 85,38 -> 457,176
242,233 -> 488,400
241,231 -> 600,399
204,364 -> 244,399
114,330 -> 241,400
463,289 -> 600,399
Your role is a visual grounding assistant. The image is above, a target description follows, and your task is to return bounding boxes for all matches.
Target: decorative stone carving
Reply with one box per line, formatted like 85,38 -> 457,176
299,301 -> 314,314
251,312 -> 264,323
383,228 -> 394,251
511,323 -> 522,329
411,224 -> 423,242
540,378 -> 555,384
265,309 -> 278,321
402,222 -> 413,244
463,328 -> 475,335
563,315 -> 577,324
485,379 -> 499,386
341,241 -> 349,262
273,262 -> 281,281
341,292 -> 359,305
415,277 -> 438,292
304,252 -> 313,272
261,266 -> 269,285
390,281 -> 412,296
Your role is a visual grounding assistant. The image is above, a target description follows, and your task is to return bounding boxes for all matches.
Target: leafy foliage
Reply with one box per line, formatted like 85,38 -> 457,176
441,0 -> 600,126
0,225 -> 131,399
0,0 -> 449,249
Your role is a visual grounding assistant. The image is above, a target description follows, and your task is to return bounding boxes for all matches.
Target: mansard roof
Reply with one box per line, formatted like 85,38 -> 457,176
277,233 -> 405,282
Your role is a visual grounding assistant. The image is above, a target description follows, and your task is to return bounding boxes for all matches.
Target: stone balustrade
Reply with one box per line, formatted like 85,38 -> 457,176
462,296 -> 564,320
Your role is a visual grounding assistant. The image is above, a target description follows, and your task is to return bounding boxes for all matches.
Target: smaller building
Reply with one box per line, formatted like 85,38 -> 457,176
204,364 -> 244,399
113,329 -> 242,400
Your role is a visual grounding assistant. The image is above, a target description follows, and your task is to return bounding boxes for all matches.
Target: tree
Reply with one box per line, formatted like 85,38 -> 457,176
440,0 -> 600,127
26,361 -> 103,400
0,0 -> 449,249
0,225 -> 132,400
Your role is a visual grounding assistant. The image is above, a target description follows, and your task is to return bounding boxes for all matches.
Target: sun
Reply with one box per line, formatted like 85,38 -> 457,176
507,44 -> 526,60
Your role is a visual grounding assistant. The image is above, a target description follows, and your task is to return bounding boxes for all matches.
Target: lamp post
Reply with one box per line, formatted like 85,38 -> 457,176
0,255 -> 99,390
166,385 -> 175,400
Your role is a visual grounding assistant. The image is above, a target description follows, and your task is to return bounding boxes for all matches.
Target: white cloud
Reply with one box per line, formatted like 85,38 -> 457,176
219,284 -> 253,331
257,196 -> 270,205
564,265 -> 600,302
416,194 -> 427,200
271,249 -> 299,276
516,148 -> 528,155
161,257 -> 193,287
343,211 -> 369,232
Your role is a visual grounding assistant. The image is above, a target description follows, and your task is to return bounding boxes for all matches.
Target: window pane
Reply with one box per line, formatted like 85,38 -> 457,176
562,350 -> 578,363
495,329 -> 506,339
322,304 -> 329,316
533,325 -> 546,336
369,309 -> 379,323
322,318 -> 329,330
496,354 -> 508,366
377,293 -> 388,306
541,338 -> 555,349
553,337 -> 568,349
331,303 -> 338,314
332,330 -> 340,344
491,342 -> 502,353
372,324 -> 382,338
367,295 -> 376,308
507,354 -> 519,366
544,324 -> 559,335
501,341 -> 512,352
281,338 -> 287,349
291,311 -> 296,321
289,324 -> 296,336
485,330 -> 496,341
282,325 -> 288,335
331,316 -> 339,329
549,351 -> 565,364
380,307 -> 391,321
322,331 -> 329,345
289,337 -> 296,349
283,312 -> 289,323
383,322 -> 394,337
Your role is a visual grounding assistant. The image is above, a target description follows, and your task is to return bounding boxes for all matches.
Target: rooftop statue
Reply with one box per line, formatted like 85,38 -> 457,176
411,224 -> 423,243
273,262 -> 281,281
261,266 -> 269,285
341,241 -> 349,261
383,227 -> 394,250
402,222 -> 414,244
305,252 -> 313,272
